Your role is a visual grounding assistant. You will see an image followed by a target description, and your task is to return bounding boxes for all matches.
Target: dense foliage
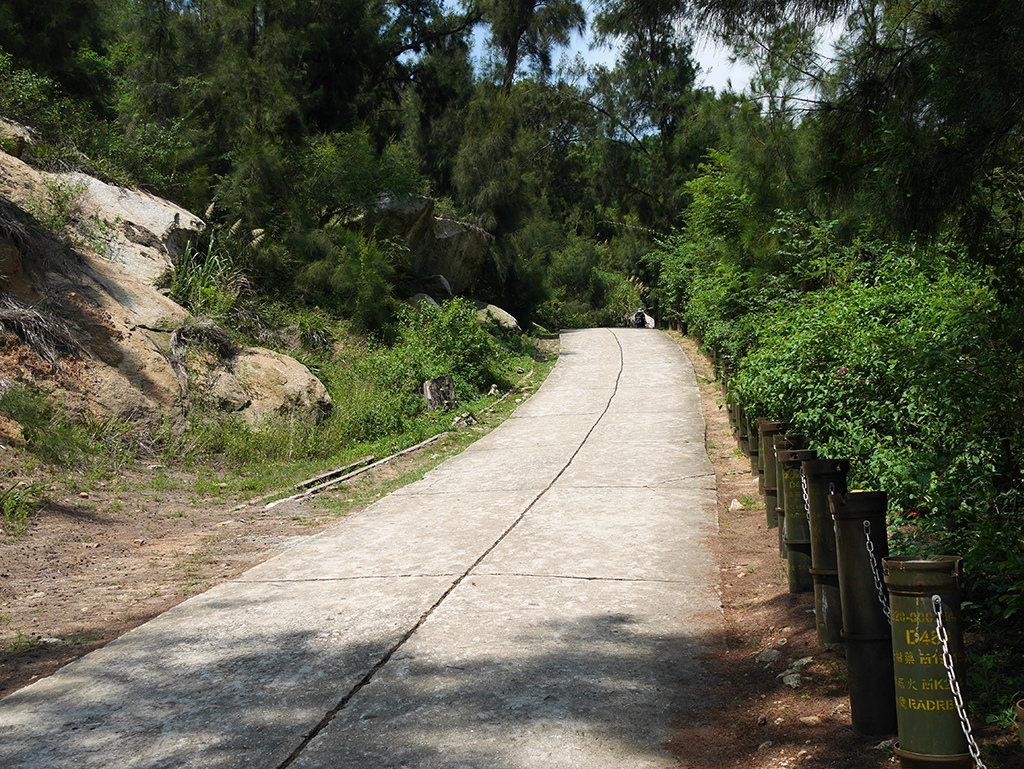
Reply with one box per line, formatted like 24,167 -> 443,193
644,0 -> 1024,724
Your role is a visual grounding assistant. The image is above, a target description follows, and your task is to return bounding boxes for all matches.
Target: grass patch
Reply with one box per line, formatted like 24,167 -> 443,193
0,480 -> 46,539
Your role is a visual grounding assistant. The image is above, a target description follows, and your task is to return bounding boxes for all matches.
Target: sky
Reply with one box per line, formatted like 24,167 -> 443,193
566,32 -> 756,94
467,6 -> 844,97
469,15 -> 757,95
560,14 -> 845,95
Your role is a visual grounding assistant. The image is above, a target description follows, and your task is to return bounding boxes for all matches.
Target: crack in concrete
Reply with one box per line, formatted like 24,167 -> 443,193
277,329 -> 626,769
472,572 -> 693,584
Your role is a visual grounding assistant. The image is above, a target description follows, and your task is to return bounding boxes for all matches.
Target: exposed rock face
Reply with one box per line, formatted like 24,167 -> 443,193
0,118 -> 39,161
71,172 -> 205,286
0,147 -> 331,431
367,197 -> 493,297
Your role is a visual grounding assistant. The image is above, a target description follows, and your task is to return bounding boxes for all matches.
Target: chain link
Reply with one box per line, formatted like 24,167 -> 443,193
932,595 -> 987,768
800,468 -> 811,524
863,520 -> 891,621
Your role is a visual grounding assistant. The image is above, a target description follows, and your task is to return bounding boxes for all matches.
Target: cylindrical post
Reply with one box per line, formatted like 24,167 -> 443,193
803,459 -> 850,645
1016,698 -> 1023,746
737,403 -> 749,456
778,448 -> 817,593
831,491 -> 897,736
884,556 -> 971,768
748,416 -> 760,478
772,434 -> 807,557
759,421 -> 787,529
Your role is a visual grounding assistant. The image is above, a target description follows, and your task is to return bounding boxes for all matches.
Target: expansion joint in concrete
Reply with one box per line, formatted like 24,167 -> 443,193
477,572 -> 691,585
236,574 -> 458,584
277,329 -> 627,769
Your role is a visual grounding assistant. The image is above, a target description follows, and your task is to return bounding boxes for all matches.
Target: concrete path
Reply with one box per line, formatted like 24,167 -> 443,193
0,328 -> 721,769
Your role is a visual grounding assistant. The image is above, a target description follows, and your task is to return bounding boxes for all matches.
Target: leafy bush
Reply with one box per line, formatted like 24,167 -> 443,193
676,232 -> 1024,643
389,298 -> 516,401
0,48 -> 168,189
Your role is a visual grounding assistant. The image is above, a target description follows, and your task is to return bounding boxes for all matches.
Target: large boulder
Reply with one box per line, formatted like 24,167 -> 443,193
225,348 -> 332,426
70,172 -> 204,286
366,197 -> 493,297
0,148 -> 331,431
474,301 -> 521,333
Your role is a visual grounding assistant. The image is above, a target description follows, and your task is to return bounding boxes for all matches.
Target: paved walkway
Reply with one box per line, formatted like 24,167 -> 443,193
0,328 -> 721,769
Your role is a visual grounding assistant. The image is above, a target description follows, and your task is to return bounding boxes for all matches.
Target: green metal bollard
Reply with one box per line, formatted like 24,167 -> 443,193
737,404 -> 750,456
803,459 -> 850,645
772,435 -> 807,557
884,556 -> 972,768
831,491 -> 897,736
748,417 -> 761,479
779,448 -> 817,593
759,421 -> 787,529
1016,698 -> 1023,746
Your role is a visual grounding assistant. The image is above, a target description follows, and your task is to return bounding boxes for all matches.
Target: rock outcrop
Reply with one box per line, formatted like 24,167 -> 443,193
204,348 -> 331,427
71,172 -> 205,286
0,147 -> 330,431
365,197 -> 493,297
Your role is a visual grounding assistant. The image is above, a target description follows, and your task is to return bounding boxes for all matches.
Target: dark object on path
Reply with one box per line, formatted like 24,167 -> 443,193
625,308 -> 654,328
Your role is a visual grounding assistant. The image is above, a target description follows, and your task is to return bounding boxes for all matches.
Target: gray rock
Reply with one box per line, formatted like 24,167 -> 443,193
474,301 -> 520,332
210,370 -> 251,413
232,348 -> 332,426
0,118 -> 40,160
408,293 -> 440,311
366,197 -> 492,296
781,672 -> 802,688
70,171 -> 204,285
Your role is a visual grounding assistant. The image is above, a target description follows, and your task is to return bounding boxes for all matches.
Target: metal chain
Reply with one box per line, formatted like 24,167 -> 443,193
932,595 -> 987,768
863,520 -> 891,621
800,468 -> 811,524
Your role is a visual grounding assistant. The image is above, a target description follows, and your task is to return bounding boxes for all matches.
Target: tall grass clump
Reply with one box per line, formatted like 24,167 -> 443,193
0,480 -> 46,538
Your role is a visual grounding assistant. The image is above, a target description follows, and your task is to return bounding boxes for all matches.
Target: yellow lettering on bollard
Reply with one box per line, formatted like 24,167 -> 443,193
902,697 -> 955,711
905,628 -> 942,646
